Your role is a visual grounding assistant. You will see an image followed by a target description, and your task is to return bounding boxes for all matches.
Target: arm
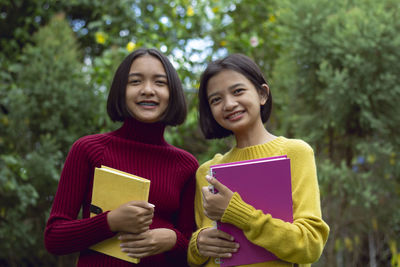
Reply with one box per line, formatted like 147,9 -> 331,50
168,167 -> 197,255
44,138 -> 115,254
221,141 -> 330,263
187,162 -> 238,266
120,155 -> 198,263
119,175 -> 195,260
188,165 -> 214,265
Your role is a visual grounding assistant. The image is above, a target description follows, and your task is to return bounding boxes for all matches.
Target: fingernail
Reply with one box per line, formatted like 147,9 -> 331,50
205,175 -> 212,182
227,253 -> 232,257
148,203 -> 155,208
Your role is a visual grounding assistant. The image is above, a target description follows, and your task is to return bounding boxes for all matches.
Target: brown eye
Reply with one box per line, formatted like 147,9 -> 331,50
209,97 -> 221,105
233,88 -> 245,94
155,80 -> 167,86
128,79 -> 140,85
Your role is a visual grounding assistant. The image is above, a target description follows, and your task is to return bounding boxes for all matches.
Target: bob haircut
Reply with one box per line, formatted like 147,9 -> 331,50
198,53 -> 272,139
107,48 -> 187,126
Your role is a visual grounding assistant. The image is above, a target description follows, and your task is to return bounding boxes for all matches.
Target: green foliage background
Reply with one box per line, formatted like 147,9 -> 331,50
1,0 -> 399,266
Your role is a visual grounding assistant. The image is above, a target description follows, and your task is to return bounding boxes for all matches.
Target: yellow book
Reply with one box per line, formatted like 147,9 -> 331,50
89,165 -> 151,264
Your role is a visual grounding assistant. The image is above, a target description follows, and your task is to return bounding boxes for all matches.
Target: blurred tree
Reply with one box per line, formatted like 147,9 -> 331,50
273,0 -> 400,265
0,0 -> 281,163
0,14 -> 102,266
4,0 -> 400,266
167,0 -> 281,163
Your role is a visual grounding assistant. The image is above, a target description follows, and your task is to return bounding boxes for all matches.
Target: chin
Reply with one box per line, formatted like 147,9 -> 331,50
135,116 -> 160,123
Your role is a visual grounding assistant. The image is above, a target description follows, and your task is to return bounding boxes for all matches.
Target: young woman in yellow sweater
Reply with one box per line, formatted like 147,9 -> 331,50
188,54 -> 329,267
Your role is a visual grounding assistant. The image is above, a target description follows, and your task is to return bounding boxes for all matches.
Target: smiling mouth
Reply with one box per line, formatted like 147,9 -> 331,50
138,101 -> 158,106
225,111 -> 244,120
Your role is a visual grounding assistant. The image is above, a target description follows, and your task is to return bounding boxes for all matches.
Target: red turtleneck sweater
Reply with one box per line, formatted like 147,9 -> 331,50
44,118 -> 198,267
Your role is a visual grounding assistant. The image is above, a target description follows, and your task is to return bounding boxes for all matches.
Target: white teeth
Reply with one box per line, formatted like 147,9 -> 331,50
139,102 -> 157,106
227,111 -> 243,119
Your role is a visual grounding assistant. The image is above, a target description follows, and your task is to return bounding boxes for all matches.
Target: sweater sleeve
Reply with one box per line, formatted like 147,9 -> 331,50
220,140 -> 330,264
44,137 -> 115,255
187,162 -> 216,266
166,156 -> 198,263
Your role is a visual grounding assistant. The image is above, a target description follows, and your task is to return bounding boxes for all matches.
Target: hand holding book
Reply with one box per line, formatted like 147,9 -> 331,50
196,225 -> 239,259
107,201 -> 154,233
206,156 -> 293,267
201,175 -> 234,221
90,166 -> 151,263
119,228 -> 177,259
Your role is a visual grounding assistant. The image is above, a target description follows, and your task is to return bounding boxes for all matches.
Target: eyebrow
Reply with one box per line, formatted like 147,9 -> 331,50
128,73 -> 168,79
207,83 -> 246,100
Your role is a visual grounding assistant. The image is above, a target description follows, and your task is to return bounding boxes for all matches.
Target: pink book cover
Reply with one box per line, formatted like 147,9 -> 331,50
210,156 -> 293,267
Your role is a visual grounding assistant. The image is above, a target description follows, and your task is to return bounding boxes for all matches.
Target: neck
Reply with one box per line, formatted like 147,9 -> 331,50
234,122 -> 275,148
116,117 -> 167,145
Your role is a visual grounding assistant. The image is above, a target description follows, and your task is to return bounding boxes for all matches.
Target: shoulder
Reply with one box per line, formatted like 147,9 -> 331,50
166,145 -> 199,170
68,133 -> 113,162
71,133 -> 112,150
197,153 -> 224,176
280,137 -> 314,157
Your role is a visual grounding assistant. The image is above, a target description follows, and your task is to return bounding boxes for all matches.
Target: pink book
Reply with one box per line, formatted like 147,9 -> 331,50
210,155 -> 293,267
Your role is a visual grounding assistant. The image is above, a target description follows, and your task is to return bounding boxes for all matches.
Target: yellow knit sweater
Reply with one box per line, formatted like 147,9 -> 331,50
188,137 -> 329,267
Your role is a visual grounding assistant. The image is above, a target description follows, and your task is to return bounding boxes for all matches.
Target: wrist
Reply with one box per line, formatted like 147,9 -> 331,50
164,228 -> 177,250
106,210 -> 117,232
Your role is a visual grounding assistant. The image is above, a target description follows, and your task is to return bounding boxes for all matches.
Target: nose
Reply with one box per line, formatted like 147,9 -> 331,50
223,96 -> 238,111
140,81 -> 155,96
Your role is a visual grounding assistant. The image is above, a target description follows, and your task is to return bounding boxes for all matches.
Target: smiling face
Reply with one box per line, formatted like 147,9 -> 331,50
206,69 -> 267,135
125,54 -> 170,123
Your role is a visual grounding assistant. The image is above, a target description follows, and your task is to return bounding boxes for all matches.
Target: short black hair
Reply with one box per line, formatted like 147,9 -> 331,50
107,48 -> 187,126
198,53 -> 272,139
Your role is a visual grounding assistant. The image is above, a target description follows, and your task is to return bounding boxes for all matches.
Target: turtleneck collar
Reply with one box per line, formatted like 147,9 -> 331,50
115,117 -> 167,145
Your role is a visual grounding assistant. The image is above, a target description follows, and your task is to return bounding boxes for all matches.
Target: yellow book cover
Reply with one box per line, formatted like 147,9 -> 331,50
89,165 -> 151,264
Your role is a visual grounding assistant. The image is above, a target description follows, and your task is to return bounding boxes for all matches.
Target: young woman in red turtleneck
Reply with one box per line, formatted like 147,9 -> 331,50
44,48 -> 198,267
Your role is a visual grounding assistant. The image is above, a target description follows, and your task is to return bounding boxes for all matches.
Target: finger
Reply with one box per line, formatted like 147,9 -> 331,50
203,210 -> 214,221
142,218 -> 153,227
199,250 -> 234,258
201,186 -> 213,199
198,246 -> 236,258
202,188 -> 214,210
128,207 -> 154,217
119,232 -> 147,242
204,213 -> 219,221
201,238 -> 238,250
129,213 -> 153,228
130,225 -> 150,234
126,251 -> 151,259
206,175 -> 229,194
205,251 -> 233,258
135,214 -> 153,224
214,229 -> 236,242
199,230 -> 238,248
121,243 -> 154,258
128,201 -> 155,210
203,206 -> 223,221
121,240 -> 153,251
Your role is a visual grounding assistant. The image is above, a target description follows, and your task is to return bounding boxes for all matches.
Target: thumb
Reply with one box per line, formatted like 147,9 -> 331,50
206,175 -> 229,195
129,201 -> 155,209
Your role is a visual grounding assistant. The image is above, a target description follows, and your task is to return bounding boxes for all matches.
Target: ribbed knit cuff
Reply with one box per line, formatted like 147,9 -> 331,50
91,211 -> 115,236
168,228 -> 186,253
221,192 -> 255,231
188,227 -> 210,265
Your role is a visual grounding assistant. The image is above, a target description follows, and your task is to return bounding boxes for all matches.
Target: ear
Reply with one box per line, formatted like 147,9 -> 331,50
259,83 -> 270,105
